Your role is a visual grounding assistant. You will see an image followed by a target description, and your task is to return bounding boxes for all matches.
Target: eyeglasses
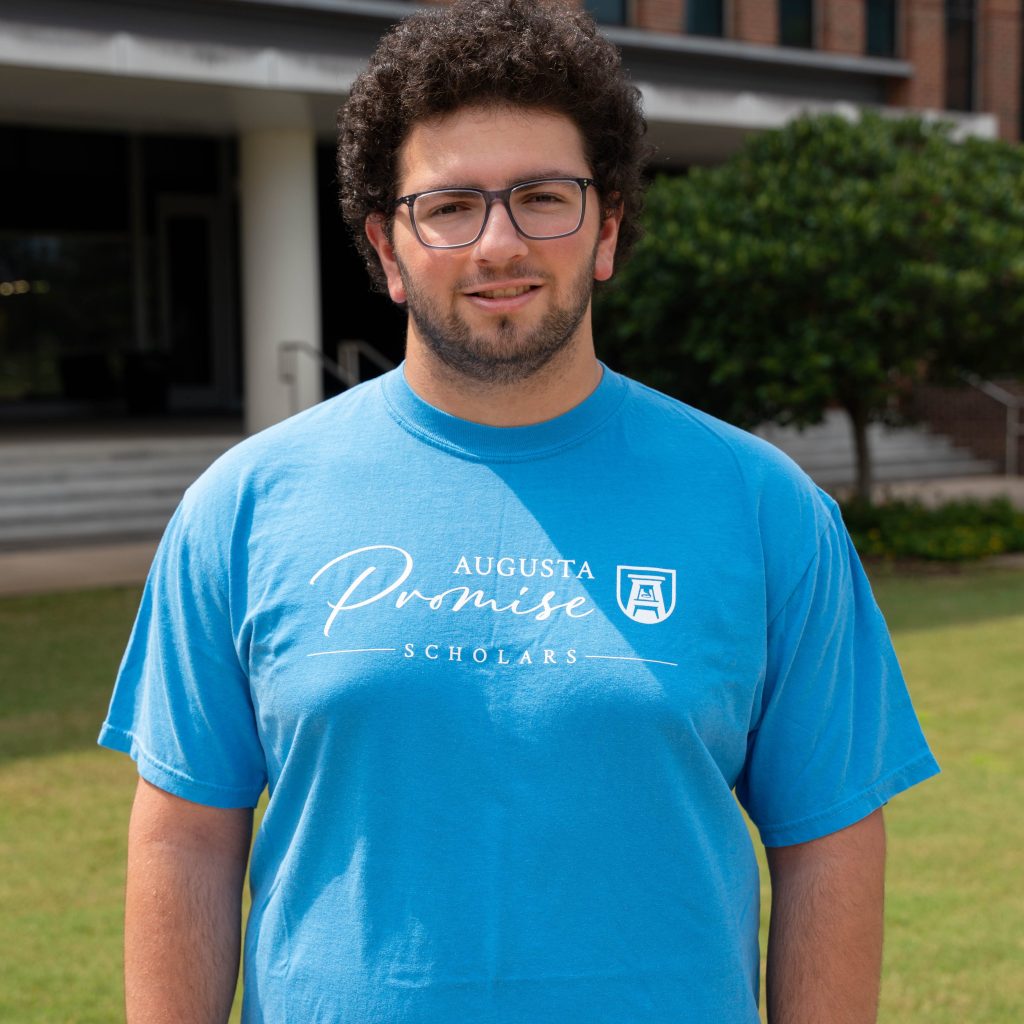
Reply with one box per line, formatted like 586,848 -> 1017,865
394,177 -> 595,249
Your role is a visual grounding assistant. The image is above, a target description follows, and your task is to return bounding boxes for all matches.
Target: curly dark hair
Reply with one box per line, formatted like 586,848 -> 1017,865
337,0 -> 648,291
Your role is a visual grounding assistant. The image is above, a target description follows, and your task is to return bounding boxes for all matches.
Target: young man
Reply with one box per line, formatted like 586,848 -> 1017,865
101,2 -> 939,1021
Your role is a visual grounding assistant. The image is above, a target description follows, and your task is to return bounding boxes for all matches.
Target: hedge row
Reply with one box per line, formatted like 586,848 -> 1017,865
840,498 -> 1024,563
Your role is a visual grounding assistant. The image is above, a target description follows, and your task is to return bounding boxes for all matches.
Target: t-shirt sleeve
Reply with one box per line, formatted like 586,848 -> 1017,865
98,494 -> 267,808
736,498 -> 939,847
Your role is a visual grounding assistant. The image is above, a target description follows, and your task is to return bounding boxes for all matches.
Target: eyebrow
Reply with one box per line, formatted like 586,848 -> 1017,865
408,170 -> 588,194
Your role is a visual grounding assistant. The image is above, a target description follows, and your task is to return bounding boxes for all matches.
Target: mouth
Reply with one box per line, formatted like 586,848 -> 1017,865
466,284 -> 540,299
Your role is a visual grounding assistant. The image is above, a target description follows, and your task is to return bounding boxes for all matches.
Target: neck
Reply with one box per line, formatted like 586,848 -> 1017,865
402,318 -> 603,427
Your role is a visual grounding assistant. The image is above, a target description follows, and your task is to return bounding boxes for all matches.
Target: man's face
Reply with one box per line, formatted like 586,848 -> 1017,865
365,105 -> 620,386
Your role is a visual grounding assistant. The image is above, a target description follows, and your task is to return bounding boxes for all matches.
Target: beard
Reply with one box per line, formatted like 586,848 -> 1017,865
396,247 -> 598,387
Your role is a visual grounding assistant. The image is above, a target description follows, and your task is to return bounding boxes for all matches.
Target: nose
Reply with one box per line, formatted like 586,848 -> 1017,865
473,198 -> 529,263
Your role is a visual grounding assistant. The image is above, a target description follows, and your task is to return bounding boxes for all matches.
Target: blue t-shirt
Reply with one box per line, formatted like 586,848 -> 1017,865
100,365 -> 938,1023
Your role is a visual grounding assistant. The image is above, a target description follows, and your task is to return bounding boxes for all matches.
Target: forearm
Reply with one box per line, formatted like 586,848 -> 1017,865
765,809 -> 886,1024
125,780 -> 252,1024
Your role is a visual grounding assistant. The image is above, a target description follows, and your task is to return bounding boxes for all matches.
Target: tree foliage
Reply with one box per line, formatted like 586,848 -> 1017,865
596,112 -> 1024,499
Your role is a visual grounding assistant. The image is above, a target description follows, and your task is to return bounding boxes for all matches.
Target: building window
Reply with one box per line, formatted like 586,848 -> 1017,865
0,127 -> 132,409
687,0 -> 724,37
584,0 -> 627,25
866,0 -> 898,57
0,232 -> 133,407
945,0 -> 975,110
0,125 -> 239,416
779,0 -> 814,48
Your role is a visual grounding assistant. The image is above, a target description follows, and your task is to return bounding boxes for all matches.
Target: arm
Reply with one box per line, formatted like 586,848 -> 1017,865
765,808 -> 886,1024
125,777 -> 253,1024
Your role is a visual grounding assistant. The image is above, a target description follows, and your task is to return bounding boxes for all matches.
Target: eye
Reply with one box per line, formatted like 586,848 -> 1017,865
512,181 -> 578,212
416,192 -> 483,220
428,201 -> 471,218
522,191 -> 566,205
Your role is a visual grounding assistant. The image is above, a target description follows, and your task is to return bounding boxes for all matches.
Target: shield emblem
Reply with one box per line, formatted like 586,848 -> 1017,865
616,566 -> 676,624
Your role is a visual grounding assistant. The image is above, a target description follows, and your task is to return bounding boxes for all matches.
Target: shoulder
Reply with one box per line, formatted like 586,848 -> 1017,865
615,373 -> 841,596
181,374 -> 389,515
159,375 -> 392,585
618,374 -> 835,529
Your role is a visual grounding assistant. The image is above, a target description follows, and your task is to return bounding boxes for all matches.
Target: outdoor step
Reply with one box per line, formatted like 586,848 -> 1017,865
760,426 -> 962,453
812,459 -> 996,486
756,411 -> 997,487
0,432 -> 241,549
0,455 -> 227,486
0,513 -> 176,547
0,435 -> 238,463
768,438 -> 974,461
2,472 -> 200,502
871,460 -> 996,481
0,492 -> 184,526
786,449 -> 987,472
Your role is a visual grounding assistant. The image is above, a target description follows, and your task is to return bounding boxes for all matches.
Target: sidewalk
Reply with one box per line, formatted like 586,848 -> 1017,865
2,475 -> 1023,598
0,540 -> 158,597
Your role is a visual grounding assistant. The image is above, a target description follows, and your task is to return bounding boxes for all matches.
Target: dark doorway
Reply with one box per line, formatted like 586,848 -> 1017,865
317,144 -> 407,399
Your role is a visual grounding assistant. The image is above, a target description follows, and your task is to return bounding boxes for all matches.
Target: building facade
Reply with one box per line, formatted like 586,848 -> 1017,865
0,0 -> 1013,433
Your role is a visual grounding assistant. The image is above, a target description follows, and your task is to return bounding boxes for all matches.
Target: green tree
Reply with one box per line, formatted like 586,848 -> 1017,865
596,112 -> 1024,500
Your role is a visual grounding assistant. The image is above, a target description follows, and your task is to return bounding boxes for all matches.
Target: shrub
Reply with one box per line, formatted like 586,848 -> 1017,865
841,498 -> 1024,562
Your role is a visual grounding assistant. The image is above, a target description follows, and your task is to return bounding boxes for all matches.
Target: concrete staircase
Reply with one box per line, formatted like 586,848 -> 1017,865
0,434 -> 242,550
756,409 -> 998,490
0,413 -> 999,550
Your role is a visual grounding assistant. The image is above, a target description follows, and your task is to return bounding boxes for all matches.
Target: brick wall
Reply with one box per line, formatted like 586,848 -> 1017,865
888,0 -> 1021,141
732,0 -> 779,44
820,0 -> 865,53
979,0 -> 1022,142
635,0 -> 685,32
425,0 -> 1021,144
888,0 -> 945,109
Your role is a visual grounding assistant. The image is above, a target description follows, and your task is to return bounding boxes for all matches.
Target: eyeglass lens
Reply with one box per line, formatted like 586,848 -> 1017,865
412,179 -> 584,248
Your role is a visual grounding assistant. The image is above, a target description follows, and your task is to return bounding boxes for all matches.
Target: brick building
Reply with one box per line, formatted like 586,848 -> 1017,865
0,0 -> 1015,432
610,0 -> 1017,142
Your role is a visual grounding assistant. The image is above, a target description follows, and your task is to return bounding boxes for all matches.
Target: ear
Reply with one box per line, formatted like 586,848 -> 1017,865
593,197 -> 623,283
365,213 -> 407,304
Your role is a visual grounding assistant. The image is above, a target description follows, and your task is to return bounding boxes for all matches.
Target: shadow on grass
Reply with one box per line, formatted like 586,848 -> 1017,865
0,586 -> 141,766
868,565 -> 1024,634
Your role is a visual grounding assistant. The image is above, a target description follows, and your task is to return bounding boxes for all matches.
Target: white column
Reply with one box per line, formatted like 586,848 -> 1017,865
240,128 -> 322,433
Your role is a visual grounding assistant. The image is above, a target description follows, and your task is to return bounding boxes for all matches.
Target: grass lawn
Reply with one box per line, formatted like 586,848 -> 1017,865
868,567 -> 1024,1024
1,568 -> 1022,1022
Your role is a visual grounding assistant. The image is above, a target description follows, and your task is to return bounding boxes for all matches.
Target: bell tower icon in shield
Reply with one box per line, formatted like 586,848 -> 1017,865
616,566 -> 677,624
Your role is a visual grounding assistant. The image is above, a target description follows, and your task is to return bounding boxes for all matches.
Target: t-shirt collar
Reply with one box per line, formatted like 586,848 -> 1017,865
380,361 -> 627,462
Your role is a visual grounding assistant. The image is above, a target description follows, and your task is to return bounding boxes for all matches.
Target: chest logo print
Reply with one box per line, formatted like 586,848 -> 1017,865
616,566 -> 677,624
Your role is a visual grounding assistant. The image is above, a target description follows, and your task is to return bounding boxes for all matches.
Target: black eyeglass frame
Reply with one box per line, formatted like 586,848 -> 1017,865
393,177 -> 596,250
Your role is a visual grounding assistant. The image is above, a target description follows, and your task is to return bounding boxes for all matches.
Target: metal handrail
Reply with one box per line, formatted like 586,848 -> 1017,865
338,339 -> 396,382
278,339 -> 397,416
967,376 -> 1024,476
279,339 -> 355,389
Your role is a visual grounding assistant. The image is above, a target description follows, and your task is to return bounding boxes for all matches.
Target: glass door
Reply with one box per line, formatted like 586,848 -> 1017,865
157,195 -> 236,411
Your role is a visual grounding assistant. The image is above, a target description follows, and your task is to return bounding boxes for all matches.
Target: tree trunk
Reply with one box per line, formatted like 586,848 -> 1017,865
846,404 -> 874,503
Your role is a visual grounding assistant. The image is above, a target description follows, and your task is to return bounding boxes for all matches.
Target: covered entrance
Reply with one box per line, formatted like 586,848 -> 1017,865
0,122 -> 406,430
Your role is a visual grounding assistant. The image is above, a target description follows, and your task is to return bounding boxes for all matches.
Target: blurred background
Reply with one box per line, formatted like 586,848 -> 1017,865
1,2 -> 1022,1022
0,3 -> 1016,488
